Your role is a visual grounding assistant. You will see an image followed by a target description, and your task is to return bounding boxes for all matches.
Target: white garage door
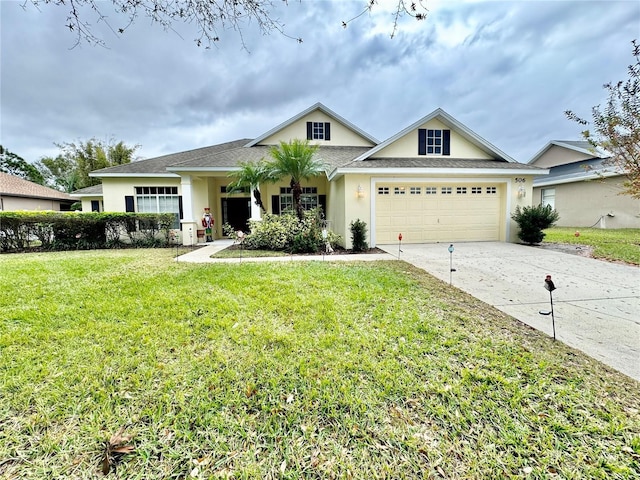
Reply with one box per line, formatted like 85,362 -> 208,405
375,183 -> 503,244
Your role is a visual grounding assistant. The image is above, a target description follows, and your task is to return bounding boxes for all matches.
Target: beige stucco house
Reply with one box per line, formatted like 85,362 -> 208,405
0,172 -> 75,211
529,141 -> 640,228
78,103 -> 545,247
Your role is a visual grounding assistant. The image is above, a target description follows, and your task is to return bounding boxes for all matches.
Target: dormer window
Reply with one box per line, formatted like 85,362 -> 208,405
418,128 -> 450,156
307,122 -> 331,141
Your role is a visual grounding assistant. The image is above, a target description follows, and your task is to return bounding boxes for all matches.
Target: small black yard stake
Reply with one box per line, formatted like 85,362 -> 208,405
539,275 -> 557,340
448,244 -> 456,285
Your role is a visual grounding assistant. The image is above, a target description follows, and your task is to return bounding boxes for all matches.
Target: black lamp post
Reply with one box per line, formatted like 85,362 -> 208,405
539,275 -> 557,340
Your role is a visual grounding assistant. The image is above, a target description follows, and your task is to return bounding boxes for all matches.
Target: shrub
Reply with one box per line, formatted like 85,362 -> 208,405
0,211 -> 174,252
511,205 -> 560,245
350,219 -> 368,252
244,209 -> 341,253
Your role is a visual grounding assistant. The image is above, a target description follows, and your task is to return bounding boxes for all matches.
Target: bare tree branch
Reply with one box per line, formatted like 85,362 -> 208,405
26,0 -> 426,48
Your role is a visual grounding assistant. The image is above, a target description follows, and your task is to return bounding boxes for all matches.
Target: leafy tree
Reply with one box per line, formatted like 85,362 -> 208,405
267,139 -> 324,221
227,160 -> 270,212
566,39 -> 640,199
35,155 -> 79,193
36,138 -> 139,192
511,204 -> 560,245
0,145 -> 46,185
27,0 -> 427,48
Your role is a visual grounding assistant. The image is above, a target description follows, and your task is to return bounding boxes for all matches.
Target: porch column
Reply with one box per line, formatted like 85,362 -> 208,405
250,190 -> 262,221
180,175 -> 197,246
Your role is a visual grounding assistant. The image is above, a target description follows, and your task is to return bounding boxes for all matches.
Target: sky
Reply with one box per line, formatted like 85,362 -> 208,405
1,0 -> 639,165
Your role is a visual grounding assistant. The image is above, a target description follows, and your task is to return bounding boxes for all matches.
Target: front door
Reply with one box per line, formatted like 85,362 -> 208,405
221,197 -> 251,233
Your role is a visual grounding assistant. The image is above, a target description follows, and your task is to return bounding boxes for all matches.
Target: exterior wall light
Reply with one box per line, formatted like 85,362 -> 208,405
357,184 -> 365,198
515,177 -> 526,198
518,185 -> 526,198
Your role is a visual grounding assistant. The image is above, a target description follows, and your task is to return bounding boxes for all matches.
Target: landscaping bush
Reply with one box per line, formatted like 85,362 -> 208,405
350,218 -> 369,252
0,211 -> 175,252
243,209 -> 341,253
511,204 -> 560,244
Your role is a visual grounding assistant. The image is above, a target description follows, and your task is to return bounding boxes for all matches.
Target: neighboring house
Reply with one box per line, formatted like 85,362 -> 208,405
85,103 -> 545,248
528,141 -> 640,228
71,184 -> 104,212
0,172 -> 75,211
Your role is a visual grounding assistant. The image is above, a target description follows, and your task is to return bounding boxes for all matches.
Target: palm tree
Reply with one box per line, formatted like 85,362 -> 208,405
268,139 -> 325,220
227,160 -> 270,212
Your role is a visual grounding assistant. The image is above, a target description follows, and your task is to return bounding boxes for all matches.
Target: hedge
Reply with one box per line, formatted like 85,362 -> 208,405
0,211 -> 177,253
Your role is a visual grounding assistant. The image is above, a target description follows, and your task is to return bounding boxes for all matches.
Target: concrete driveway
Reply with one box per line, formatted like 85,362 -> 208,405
379,242 -> 640,382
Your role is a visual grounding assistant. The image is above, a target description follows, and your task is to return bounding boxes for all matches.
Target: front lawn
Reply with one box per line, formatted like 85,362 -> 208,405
1,250 -> 638,478
543,227 -> 640,265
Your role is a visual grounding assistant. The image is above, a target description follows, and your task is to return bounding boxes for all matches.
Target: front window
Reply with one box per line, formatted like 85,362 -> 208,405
427,129 -> 442,154
135,186 -> 180,228
542,188 -> 555,209
312,122 -> 325,140
280,187 -> 318,212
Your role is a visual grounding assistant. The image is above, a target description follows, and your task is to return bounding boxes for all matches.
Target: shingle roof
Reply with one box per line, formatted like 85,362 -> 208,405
167,145 -> 372,171
90,139 -> 252,176
71,184 -> 103,196
0,172 -> 75,201
339,158 -> 544,170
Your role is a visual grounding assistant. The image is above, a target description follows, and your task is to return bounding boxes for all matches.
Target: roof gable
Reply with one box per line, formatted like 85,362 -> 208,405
353,108 -> 516,163
528,140 -> 607,167
245,103 -> 378,148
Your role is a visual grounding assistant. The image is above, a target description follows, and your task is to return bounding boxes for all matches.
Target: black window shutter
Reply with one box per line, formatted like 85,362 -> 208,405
91,200 -> 100,212
418,129 -> 427,155
319,194 -> 327,215
272,195 -> 280,214
178,196 -> 183,219
306,122 -> 313,140
125,196 -> 135,212
324,123 -> 331,141
443,130 -> 451,156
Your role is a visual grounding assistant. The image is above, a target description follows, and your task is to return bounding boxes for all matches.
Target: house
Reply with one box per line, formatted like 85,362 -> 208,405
70,184 -> 104,212
528,141 -> 640,228
0,172 -> 75,211
82,103 -> 545,248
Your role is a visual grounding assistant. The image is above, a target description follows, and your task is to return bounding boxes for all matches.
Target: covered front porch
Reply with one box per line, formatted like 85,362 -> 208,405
176,173 -> 330,246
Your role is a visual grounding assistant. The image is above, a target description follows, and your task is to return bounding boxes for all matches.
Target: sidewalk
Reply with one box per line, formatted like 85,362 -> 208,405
176,240 -> 396,263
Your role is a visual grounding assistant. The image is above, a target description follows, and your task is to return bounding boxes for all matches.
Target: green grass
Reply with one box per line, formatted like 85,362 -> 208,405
1,249 -> 639,478
543,228 -> 640,265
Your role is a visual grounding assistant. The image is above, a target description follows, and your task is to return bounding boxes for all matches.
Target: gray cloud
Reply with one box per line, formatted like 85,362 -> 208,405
1,0 -> 638,165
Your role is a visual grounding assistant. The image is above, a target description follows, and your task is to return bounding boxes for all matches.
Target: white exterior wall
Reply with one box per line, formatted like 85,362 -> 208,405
260,111 -> 375,147
342,174 -> 373,249
80,197 -> 103,212
375,119 -> 493,159
101,177 -> 181,212
337,173 -> 536,246
327,177 -> 346,247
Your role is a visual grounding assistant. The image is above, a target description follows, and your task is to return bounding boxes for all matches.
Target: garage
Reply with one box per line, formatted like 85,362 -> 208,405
374,183 -> 503,244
